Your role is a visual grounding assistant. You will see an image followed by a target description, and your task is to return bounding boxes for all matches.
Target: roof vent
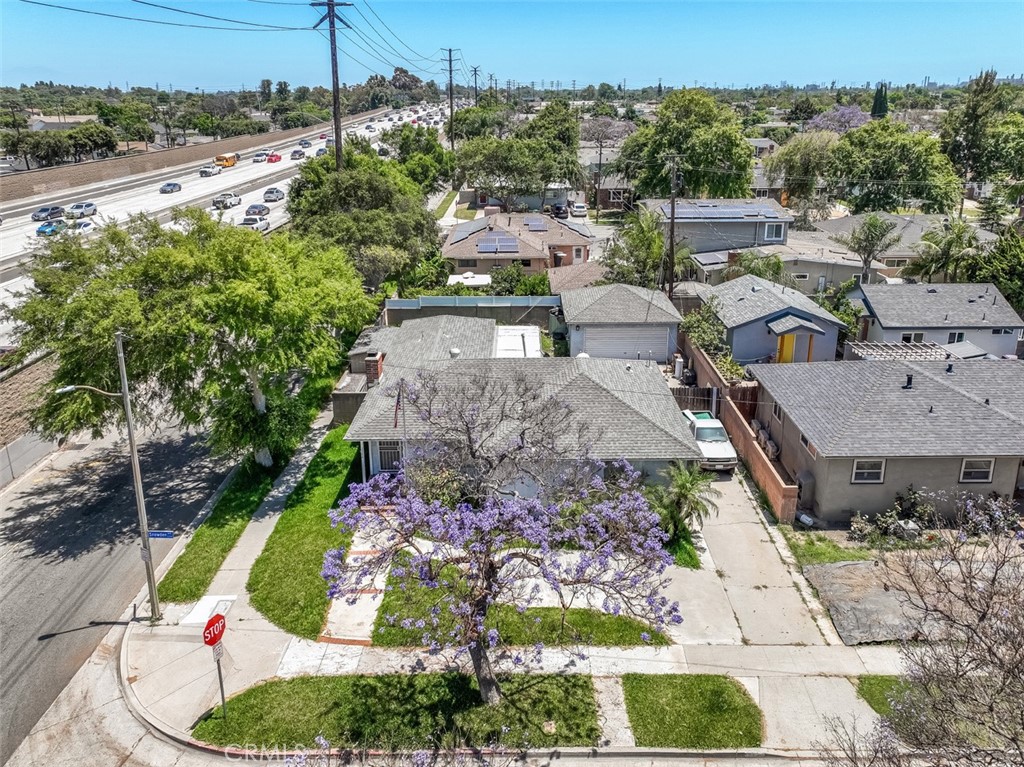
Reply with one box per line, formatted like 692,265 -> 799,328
450,347 -> 461,359
751,285 -> 762,293
928,405 -> 934,414
927,287 -> 938,293
946,363 -> 954,374
902,374 -> 913,390
984,398 -> 990,405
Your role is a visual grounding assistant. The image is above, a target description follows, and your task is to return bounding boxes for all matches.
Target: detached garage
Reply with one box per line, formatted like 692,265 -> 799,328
561,284 -> 682,363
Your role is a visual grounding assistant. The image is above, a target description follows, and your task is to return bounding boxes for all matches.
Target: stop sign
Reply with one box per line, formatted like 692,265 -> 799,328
203,613 -> 226,646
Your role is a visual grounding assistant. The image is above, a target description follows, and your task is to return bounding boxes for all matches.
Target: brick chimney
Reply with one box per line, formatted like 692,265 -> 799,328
365,351 -> 384,387
727,250 -> 741,267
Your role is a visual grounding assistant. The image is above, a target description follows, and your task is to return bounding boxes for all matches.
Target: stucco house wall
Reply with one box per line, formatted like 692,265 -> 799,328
865,324 -> 1019,357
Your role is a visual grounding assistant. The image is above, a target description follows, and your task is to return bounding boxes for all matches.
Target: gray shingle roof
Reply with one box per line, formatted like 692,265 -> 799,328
696,275 -> 845,330
766,315 -> 826,335
547,262 -> 608,295
560,284 -> 682,325
346,356 -> 701,461
812,213 -> 997,258
645,198 -> 794,224
860,283 -> 1024,329
750,359 -> 1024,457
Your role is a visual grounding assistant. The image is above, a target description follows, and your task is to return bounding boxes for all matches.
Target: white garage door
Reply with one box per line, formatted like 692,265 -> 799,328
583,325 -> 670,362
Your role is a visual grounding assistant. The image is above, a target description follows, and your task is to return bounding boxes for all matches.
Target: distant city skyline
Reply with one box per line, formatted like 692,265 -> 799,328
2,1 -> 1023,94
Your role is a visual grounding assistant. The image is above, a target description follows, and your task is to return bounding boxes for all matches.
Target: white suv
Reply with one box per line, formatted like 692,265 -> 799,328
682,410 -> 738,472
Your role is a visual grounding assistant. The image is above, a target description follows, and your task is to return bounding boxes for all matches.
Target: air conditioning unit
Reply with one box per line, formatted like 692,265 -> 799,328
757,429 -> 770,449
766,440 -> 780,461
750,418 -> 762,434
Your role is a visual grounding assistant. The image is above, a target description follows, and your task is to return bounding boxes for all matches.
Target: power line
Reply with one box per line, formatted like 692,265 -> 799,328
129,0 -> 312,29
18,0 -> 300,31
360,0 -> 432,60
349,3 -> 443,67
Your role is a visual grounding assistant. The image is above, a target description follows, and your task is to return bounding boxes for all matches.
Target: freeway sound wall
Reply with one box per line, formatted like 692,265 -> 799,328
1,117 -> 358,204
0,354 -> 58,487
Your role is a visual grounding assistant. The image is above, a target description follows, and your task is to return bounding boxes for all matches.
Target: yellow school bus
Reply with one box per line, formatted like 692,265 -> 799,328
214,154 -> 237,168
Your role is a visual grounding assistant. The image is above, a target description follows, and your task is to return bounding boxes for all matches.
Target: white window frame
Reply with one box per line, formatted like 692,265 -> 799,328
799,433 -> 816,457
772,401 -> 783,423
947,331 -> 965,344
884,258 -> 909,268
959,458 -> 994,483
573,247 -> 583,259
792,273 -> 809,281
851,458 -> 886,484
764,222 -> 784,241
1018,328 -> 1024,341
608,189 -> 624,202
378,440 -> 403,473
901,332 -> 924,343
754,188 -> 770,198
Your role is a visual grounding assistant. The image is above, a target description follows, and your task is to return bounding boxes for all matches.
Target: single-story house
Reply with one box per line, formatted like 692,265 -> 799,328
696,275 -> 845,364
441,214 -> 593,276
547,261 -> 608,295
746,138 -> 779,158
855,283 -> 1024,358
476,183 -> 572,212
344,316 -> 701,479
642,198 -> 794,254
749,359 -> 1024,523
29,114 -> 98,132
559,283 -> 682,362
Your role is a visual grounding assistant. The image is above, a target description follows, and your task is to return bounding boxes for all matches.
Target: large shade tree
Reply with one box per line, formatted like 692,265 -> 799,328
323,371 -> 682,705
4,210 -> 375,466
456,136 -> 557,211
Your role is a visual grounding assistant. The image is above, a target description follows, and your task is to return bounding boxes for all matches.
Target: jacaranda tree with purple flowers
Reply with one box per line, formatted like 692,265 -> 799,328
806,104 -> 871,135
323,370 -> 681,705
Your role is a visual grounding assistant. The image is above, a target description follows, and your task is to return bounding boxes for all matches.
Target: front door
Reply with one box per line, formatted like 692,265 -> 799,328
777,334 -> 795,363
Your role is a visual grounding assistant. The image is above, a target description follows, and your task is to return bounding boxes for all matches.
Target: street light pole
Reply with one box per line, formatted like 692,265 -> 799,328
56,331 -> 162,621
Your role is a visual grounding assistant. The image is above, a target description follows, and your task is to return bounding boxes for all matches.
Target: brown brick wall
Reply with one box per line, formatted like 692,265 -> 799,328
0,355 -> 57,446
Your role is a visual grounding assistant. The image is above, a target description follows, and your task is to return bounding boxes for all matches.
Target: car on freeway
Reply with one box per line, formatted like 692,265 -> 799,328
387,116 -> 394,122
570,202 -> 588,218
298,139 -> 312,148
259,147 -> 273,154
290,149 -> 305,160
199,164 -> 221,176
316,147 -> 327,157
377,146 -> 389,157
551,203 -> 569,219
245,203 -> 271,217
239,216 -> 270,232
682,410 -> 738,472
160,182 -> 182,193
319,133 -> 327,139
36,220 -> 67,236
253,152 -> 268,163
66,201 -> 98,218
31,205 -> 65,221
212,192 -> 242,210
263,187 -> 286,202
266,152 -> 282,163
71,220 -> 96,236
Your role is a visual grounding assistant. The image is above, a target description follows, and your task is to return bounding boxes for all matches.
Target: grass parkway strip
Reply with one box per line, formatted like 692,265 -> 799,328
247,426 -> 359,638
159,368 -> 341,603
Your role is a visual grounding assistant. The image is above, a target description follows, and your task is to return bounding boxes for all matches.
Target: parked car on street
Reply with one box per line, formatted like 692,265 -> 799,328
263,187 -> 286,202
245,203 -> 270,217
682,410 -> 738,472
290,149 -> 305,160
266,152 -> 282,163
31,206 -> 65,221
551,203 -> 569,219
159,182 -> 182,193
570,202 -> 588,218
66,202 -> 97,218
239,216 -> 270,232
212,192 -> 242,210
199,164 -> 221,177
36,220 -> 67,236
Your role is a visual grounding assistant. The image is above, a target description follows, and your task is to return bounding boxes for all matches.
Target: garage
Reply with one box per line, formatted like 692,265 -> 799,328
582,325 -> 671,361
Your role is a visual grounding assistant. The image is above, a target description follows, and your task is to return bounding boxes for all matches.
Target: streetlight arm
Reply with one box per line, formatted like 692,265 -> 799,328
55,384 -> 122,399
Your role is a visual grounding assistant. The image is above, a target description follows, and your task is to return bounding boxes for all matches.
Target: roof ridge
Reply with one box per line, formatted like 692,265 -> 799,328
579,367 -> 692,450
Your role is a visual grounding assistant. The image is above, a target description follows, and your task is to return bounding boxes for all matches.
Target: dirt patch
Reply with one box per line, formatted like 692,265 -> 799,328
804,561 -> 919,645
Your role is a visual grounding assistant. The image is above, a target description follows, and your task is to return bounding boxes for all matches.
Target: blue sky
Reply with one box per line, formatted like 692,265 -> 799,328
2,1 -> 1023,93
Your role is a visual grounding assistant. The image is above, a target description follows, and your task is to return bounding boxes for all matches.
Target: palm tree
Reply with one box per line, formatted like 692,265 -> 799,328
903,218 -> 983,282
723,250 -> 795,286
828,213 -> 902,283
648,461 -> 722,542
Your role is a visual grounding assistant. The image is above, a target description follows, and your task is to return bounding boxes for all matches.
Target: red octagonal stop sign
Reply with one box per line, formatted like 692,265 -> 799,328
203,613 -> 226,646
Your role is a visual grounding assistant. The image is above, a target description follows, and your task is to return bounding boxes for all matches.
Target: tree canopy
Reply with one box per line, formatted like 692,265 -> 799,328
763,130 -> 838,199
456,136 -> 556,211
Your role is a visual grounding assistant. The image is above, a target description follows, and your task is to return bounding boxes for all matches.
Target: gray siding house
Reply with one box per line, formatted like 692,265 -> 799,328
560,284 -> 682,363
643,198 -> 794,254
696,275 -> 845,364
750,360 -> 1024,523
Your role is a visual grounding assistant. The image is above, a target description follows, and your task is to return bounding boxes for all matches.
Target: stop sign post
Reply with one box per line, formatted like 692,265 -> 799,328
203,613 -> 228,720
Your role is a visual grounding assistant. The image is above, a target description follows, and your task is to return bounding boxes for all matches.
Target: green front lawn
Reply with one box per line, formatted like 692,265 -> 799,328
371,562 -> 669,647
434,190 -> 457,219
857,675 -> 906,717
247,427 -> 359,638
192,673 -> 600,750
622,674 -> 763,748
779,525 -> 875,567
454,206 -> 477,221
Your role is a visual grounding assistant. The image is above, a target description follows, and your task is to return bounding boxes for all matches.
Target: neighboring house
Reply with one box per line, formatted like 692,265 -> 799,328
746,138 -> 779,158
476,183 -> 572,212
29,114 -> 98,131
643,198 -> 794,254
750,360 -> 1024,523
579,143 -> 632,210
843,340 -> 989,362
344,316 -> 701,479
751,166 -> 785,202
856,283 -> 1024,358
559,284 -> 682,363
696,275 -> 845,364
441,214 -> 593,275
547,261 -> 608,295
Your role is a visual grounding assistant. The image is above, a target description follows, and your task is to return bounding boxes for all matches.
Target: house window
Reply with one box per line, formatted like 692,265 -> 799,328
457,259 -> 477,268
851,459 -> 885,484
959,458 -> 994,483
799,433 -> 816,457
1019,328 -> 1024,341
992,328 -> 1013,335
764,223 -> 784,241
519,259 -> 531,267
792,273 -> 809,281
947,332 -> 965,344
901,332 -> 924,343
378,441 -> 402,473
754,188 -> 769,198
772,401 -> 783,423
573,247 -> 583,259
609,189 -> 624,202
884,258 -> 909,268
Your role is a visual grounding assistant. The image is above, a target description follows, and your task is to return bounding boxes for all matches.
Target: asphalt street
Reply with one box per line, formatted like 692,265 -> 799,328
0,426 -> 229,765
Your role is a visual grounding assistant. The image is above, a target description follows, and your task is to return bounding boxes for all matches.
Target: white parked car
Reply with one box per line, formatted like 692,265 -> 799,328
570,202 -> 587,218
239,216 -> 270,232
682,410 -> 738,472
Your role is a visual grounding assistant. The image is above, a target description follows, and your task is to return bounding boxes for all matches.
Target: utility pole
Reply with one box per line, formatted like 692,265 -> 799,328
471,66 -> 480,104
666,156 -> 678,299
572,79 -> 576,100
447,48 -> 455,153
312,0 -> 353,173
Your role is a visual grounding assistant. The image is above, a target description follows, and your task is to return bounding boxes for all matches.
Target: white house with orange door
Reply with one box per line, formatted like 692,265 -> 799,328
695,275 -> 845,364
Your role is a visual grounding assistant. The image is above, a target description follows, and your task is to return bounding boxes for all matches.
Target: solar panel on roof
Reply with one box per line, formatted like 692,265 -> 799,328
477,236 -> 498,253
527,221 -> 548,231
